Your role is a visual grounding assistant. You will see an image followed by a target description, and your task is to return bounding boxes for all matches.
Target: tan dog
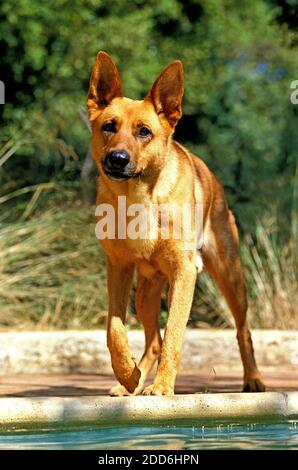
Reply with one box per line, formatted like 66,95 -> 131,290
87,51 -> 265,396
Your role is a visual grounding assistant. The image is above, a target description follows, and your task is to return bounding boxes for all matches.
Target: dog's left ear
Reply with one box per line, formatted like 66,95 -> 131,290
146,61 -> 184,128
87,51 -> 122,119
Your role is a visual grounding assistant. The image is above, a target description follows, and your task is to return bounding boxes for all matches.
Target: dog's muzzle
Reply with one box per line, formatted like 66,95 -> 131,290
103,150 -> 140,181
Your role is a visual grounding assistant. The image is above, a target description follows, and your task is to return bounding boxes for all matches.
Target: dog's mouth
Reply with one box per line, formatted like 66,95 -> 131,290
102,162 -> 142,181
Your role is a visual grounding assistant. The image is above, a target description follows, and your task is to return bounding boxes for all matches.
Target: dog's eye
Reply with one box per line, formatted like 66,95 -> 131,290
102,122 -> 116,133
138,126 -> 152,138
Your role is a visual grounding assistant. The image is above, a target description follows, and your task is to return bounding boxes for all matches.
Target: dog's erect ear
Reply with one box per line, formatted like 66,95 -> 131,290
87,51 -> 122,117
146,61 -> 184,128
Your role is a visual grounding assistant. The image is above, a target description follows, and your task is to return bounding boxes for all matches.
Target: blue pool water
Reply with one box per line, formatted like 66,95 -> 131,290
0,422 -> 297,450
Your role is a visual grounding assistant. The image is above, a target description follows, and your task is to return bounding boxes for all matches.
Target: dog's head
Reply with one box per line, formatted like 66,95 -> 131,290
87,51 -> 184,182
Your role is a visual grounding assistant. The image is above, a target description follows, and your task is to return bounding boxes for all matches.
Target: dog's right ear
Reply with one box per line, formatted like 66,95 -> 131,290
87,51 -> 122,120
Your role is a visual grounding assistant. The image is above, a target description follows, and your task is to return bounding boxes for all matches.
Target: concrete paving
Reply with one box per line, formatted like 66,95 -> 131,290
1,330 -> 297,375
0,390 -> 297,429
0,330 -> 297,430
0,369 -> 297,397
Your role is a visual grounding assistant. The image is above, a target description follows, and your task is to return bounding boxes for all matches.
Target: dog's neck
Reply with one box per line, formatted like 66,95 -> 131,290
150,147 -> 179,203
98,140 -> 180,205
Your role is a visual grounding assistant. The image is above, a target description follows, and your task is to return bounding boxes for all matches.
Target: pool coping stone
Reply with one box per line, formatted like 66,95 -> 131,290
0,392 -> 297,431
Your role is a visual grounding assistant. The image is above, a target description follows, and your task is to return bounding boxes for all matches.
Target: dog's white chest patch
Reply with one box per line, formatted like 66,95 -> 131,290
195,251 -> 204,273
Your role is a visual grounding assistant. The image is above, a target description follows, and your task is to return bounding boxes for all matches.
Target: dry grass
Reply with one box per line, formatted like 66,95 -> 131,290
0,199 -> 107,330
0,189 -> 296,330
242,226 -> 297,329
191,222 -> 297,329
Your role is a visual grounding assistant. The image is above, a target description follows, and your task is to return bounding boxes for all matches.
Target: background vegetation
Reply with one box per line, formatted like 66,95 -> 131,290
0,0 -> 297,329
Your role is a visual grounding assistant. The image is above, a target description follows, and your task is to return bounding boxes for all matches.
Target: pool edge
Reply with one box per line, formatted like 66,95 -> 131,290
0,392 -> 297,430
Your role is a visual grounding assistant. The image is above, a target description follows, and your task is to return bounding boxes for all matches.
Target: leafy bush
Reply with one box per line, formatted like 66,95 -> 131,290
1,1 -> 297,231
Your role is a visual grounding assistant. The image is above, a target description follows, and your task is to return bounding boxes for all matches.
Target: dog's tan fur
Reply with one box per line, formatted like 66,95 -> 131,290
87,51 -> 265,396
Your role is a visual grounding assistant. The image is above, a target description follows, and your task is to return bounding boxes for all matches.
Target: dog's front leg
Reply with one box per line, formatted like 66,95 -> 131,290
143,263 -> 197,395
107,258 -> 141,393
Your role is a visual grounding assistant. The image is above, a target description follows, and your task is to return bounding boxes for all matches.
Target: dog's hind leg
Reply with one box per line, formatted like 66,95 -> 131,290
202,210 -> 265,392
110,271 -> 165,396
106,259 -> 141,393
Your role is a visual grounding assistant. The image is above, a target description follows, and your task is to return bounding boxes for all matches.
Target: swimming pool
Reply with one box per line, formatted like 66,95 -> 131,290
1,392 -> 297,450
0,422 -> 297,450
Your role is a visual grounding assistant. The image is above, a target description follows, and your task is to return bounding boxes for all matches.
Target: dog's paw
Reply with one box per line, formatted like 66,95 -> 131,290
142,383 -> 174,396
243,378 -> 266,392
120,365 -> 141,394
109,384 -> 130,397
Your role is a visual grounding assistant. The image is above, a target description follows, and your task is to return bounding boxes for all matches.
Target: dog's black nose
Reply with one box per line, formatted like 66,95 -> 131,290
105,150 -> 130,169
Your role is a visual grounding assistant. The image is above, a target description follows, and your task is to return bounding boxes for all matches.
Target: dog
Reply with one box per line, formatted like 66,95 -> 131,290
87,51 -> 265,396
